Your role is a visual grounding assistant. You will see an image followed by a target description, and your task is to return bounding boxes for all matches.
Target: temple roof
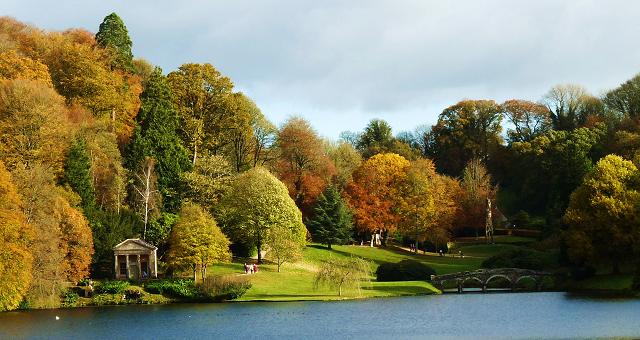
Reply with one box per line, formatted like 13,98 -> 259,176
113,238 -> 157,251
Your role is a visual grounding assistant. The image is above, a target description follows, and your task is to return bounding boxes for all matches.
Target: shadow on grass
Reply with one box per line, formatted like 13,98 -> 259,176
363,284 -> 434,294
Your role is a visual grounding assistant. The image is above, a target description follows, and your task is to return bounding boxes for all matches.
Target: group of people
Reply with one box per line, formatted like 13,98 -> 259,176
244,263 -> 259,274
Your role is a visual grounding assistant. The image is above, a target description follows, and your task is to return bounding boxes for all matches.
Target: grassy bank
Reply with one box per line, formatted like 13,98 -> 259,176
207,242 -> 520,301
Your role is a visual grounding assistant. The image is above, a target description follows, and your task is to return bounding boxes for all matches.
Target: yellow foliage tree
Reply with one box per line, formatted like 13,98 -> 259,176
0,79 -> 72,178
167,202 -> 231,282
0,160 -> 33,311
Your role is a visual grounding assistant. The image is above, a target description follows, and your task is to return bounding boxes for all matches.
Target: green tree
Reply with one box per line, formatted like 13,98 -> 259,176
564,155 -> 640,273
604,73 -> 640,119
307,185 -> 353,249
95,12 -> 134,71
220,167 -> 306,263
64,138 -> 96,212
167,202 -> 231,281
357,119 -> 394,158
181,154 -> 233,212
430,100 -> 503,176
0,160 -> 33,311
265,224 -> 304,272
313,256 -> 371,296
126,68 -> 191,211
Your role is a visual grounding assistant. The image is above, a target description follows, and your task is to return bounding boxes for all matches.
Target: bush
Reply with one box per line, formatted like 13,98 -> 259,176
144,279 -> 197,299
124,287 -> 143,300
61,290 -> 79,308
198,275 -> 252,301
376,260 -> 436,282
95,280 -> 130,294
482,249 -> 551,270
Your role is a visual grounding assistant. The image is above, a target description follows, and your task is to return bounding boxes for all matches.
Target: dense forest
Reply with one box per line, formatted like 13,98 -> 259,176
1,13 -> 639,311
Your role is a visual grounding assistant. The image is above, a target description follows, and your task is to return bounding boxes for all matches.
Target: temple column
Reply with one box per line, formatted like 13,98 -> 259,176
126,255 -> 130,279
137,254 -> 141,280
153,250 -> 158,278
114,254 -> 119,279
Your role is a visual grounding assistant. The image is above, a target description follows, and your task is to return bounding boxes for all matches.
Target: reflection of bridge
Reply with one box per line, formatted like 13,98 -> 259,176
430,268 -> 552,293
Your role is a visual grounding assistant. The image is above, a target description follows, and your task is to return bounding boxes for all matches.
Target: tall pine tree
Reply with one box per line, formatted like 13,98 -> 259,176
64,138 -> 96,212
308,185 -> 353,249
126,68 -> 191,211
96,12 -> 134,71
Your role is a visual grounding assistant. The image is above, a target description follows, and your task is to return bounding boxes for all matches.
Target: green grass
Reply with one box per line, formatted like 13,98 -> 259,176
206,241 -> 526,302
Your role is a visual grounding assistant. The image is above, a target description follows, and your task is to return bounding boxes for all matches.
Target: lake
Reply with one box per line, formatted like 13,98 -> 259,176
1,292 -> 639,339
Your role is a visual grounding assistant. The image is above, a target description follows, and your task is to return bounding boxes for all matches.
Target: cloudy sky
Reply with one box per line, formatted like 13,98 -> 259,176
4,1 -> 640,138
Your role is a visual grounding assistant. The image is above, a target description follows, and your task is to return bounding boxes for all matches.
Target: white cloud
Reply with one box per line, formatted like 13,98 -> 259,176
5,0 -> 640,138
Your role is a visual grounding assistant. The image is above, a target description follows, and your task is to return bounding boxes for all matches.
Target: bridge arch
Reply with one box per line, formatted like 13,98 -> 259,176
485,274 -> 513,288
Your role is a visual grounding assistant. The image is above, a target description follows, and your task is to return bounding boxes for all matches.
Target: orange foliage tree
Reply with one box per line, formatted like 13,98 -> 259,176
275,117 -> 336,217
344,153 -> 409,245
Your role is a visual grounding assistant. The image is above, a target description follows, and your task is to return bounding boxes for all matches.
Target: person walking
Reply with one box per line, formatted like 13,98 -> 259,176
253,263 -> 258,273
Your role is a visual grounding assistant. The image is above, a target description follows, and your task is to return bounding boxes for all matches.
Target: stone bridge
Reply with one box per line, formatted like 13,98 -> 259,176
430,268 -> 552,293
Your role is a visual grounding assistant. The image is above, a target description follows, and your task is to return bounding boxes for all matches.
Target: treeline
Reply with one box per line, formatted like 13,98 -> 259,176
1,13 -> 639,310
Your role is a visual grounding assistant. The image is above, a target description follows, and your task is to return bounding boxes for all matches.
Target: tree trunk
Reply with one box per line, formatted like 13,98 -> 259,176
257,240 -> 263,264
338,284 -> 342,297
327,242 -> 332,250
192,143 -> 198,165
193,265 -> 197,281
201,264 -> 207,282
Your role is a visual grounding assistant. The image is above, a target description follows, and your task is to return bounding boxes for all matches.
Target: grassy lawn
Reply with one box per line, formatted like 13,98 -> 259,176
207,240 -> 526,302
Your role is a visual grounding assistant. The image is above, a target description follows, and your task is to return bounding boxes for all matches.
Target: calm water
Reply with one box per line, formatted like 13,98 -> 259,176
1,292 -> 639,339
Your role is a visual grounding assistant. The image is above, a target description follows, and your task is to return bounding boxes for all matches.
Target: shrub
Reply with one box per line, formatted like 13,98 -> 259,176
482,249 -> 552,270
144,279 -> 197,299
61,290 -> 79,308
198,275 -> 252,301
376,260 -> 436,282
95,280 -> 130,294
124,287 -> 143,300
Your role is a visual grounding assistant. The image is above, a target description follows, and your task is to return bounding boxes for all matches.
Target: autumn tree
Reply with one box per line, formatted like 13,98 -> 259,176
543,84 -> 603,131
344,153 -> 410,246
54,194 -> 94,283
0,79 -> 71,177
167,63 -> 238,164
397,159 -> 457,250
502,99 -> 551,143
326,141 -> 362,189
12,164 -> 92,307
167,202 -> 231,281
314,256 -> 371,297
42,32 -> 142,144
275,117 -> 336,217
458,159 -> 495,238
0,50 -> 52,86
307,185 -> 353,249
430,100 -> 503,176
220,167 -> 306,263
0,161 -> 33,311
564,155 -> 640,273
225,93 -> 261,172
80,120 -> 127,213
181,154 -> 233,212
95,12 -> 134,71
126,68 -> 191,210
